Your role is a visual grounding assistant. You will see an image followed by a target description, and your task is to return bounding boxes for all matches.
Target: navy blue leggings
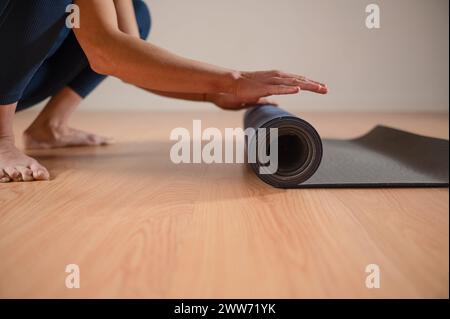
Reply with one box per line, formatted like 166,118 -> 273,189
0,0 -> 151,111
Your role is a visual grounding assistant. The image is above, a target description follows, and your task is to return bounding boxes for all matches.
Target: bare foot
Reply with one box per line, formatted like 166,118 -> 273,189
23,123 -> 114,150
0,137 -> 50,183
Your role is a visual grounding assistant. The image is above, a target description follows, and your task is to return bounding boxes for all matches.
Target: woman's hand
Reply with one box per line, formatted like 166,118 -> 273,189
232,70 -> 327,103
209,70 -> 327,110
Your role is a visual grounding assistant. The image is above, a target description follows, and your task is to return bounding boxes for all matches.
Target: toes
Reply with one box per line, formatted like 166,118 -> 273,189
0,170 -> 11,183
88,134 -> 114,146
4,167 -> 21,182
29,163 -> 50,181
87,134 -> 98,145
16,166 -> 34,182
0,177 -> 11,183
103,136 -> 115,145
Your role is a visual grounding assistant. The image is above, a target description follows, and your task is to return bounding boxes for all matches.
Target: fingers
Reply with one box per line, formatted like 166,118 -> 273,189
306,79 -> 327,88
251,70 -> 328,94
278,72 -> 328,94
270,70 -> 323,84
278,72 -> 326,86
265,77 -> 302,86
264,85 -> 300,96
267,77 -> 327,94
297,80 -> 328,94
273,72 -> 327,94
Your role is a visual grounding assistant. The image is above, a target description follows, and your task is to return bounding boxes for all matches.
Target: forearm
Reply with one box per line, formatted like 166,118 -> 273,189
112,1 -> 225,95
74,0 -> 237,95
103,33 -> 237,94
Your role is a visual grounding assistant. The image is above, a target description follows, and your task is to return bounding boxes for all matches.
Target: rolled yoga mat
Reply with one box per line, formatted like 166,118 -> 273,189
244,105 -> 449,188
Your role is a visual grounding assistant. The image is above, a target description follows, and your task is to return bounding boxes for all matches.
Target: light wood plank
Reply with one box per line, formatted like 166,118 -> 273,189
0,110 -> 448,298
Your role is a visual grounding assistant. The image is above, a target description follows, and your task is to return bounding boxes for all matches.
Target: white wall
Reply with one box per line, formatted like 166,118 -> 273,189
76,0 -> 449,112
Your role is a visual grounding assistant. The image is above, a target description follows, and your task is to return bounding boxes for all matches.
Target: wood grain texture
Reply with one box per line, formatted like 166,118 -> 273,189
0,110 -> 448,298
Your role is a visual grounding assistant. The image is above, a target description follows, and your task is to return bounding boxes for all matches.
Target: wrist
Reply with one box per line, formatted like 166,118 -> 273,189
219,70 -> 241,95
203,93 -> 217,104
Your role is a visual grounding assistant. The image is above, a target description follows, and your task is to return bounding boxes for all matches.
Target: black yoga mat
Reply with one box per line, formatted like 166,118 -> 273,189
244,105 -> 449,188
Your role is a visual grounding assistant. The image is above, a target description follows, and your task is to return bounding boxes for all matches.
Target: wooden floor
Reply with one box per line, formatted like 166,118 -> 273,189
0,110 -> 448,299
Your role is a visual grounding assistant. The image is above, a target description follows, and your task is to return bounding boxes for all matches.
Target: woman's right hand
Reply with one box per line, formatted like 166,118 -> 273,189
232,70 -> 328,103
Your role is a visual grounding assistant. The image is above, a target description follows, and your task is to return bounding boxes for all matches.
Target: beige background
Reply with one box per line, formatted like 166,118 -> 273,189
47,0 -> 450,112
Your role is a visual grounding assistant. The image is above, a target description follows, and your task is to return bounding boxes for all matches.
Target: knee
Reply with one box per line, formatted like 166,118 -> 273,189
133,0 -> 152,40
